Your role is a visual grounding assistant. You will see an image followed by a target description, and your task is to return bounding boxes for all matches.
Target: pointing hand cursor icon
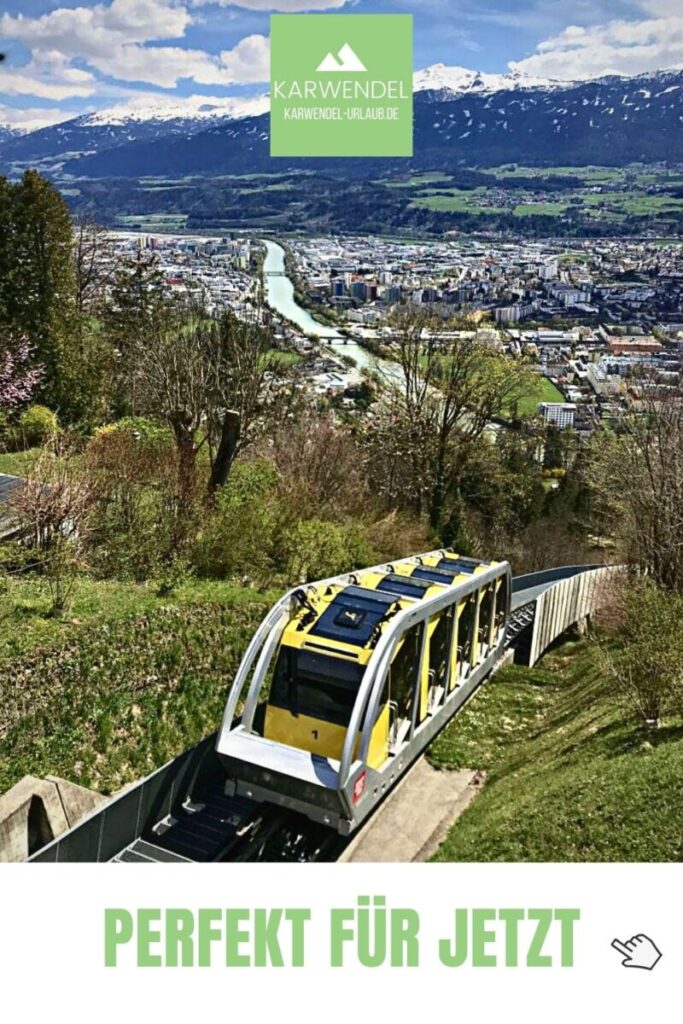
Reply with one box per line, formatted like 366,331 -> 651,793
611,935 -> 662,970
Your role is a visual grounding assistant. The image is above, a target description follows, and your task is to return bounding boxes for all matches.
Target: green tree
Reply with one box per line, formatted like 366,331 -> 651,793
0,177 -> 16,330
104,247 -> 167,356
460,430 -> 546,553
2,171 -> 77,412
543,424 -> 576,470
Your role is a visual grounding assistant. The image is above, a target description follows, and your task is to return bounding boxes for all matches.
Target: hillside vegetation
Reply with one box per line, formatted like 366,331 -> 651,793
0,577 -> 270,795
430,639 -> 683,861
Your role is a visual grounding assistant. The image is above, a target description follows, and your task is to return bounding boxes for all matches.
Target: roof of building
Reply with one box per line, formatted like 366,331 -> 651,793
0,474 -> 24,540
0,474 -> 23,505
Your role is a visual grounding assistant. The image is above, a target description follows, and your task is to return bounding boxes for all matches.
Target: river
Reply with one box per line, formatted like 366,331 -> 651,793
261,239 -> 399,380
261,240 -> 501,434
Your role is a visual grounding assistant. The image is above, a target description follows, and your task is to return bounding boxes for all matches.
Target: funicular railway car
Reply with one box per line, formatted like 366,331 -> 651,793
217,549 -> 511,834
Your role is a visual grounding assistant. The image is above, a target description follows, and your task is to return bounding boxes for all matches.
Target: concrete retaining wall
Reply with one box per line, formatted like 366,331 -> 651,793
29,733 -> 220,862
0,775 -> 106,862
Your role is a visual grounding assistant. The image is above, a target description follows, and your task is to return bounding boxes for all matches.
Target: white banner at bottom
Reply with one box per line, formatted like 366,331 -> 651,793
0,863 -> 678,1022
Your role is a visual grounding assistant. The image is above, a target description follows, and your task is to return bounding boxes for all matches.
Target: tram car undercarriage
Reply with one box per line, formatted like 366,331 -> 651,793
217,549 -> 511,835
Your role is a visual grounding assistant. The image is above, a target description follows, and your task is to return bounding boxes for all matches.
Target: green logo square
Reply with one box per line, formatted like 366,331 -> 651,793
270,13 -> 413,158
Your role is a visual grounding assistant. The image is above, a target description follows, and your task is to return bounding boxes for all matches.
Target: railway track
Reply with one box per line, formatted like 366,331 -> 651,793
113,779 -> 345,864
30,564 -> 613,864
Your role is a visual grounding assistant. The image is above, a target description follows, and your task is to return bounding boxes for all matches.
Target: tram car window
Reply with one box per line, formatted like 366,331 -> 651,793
269,648 -> 363,728
428,606 -> 455,693
477,584 -> 495,655
494,579 -> 507,638
389,624 -> 422,722
457,594 -> 477,678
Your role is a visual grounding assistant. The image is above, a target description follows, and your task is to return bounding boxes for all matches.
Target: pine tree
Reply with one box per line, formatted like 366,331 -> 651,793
12,171 -> 76,404
0,171 -> 77,413
104,247 -> 167,357
0,177 -> 16,331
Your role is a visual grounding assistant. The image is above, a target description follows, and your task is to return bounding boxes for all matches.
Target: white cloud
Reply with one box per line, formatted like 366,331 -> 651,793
637,1 -> 682,15
89,45 -> 220,87
197,0 -> 348,9
0,104 -> 73,132
0,1 -> 270,90
0,0 -> 191,59
510,11 -> 683,80
87,33 -> 269,86
217,34 -> 270,83
0,71 -> 95,100
0,51 -> 97,99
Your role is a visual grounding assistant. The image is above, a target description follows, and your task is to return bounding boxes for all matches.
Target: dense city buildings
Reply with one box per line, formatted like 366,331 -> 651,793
105,230 -> 683,432
285,234 -> 682,425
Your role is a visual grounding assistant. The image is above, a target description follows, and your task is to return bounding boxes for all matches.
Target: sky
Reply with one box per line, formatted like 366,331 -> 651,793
0,0 -> 682,130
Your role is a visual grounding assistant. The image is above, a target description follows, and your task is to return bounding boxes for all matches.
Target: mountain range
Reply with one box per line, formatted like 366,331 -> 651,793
1,64 -> 681,177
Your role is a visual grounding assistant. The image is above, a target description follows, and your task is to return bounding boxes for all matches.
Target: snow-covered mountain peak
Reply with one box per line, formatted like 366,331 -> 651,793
81,93 -> 269,127
413,62 -> 566,95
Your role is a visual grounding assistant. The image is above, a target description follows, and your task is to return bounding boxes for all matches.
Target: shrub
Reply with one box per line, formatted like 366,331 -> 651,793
193,460 -> 279,582
8,445 -> 94,617
0,542 -> 40,576
362,511 -> 434,565
269,413 -> 370,524
19,405 -> 58,447
596,579 -> 683,728
85,422 -> 180,580
156,555 -> 193,598
94,416 -> 172,446
279,517 -> 377,583
0,410 -> 10,447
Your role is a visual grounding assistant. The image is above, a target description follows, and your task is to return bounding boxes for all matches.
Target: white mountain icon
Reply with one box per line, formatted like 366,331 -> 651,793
317,43 -> 366,73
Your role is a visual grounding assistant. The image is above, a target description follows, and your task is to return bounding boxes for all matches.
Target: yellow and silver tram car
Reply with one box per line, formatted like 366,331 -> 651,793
217,548 -> 511,834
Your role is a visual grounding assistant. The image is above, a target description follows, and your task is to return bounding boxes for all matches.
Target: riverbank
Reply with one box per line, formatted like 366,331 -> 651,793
261,238 -> 403,383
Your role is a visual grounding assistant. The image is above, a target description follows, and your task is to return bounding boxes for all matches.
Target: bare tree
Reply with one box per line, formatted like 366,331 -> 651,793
207,310 -> 276,492
9,442 -> 93,616
72,217 -> 115,316
588,393 -> 683,592
369,307 -> 537,530
267,411 -> 370,524
127,304 -> 275,506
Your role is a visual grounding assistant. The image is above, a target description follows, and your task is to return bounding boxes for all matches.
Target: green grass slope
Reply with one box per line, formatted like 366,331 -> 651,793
0,578 -> 271,795
429,639 -> 683,862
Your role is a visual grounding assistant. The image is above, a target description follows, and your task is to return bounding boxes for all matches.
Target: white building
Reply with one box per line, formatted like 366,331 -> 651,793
540,403 -> 576,429
539,257 -> 558,281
